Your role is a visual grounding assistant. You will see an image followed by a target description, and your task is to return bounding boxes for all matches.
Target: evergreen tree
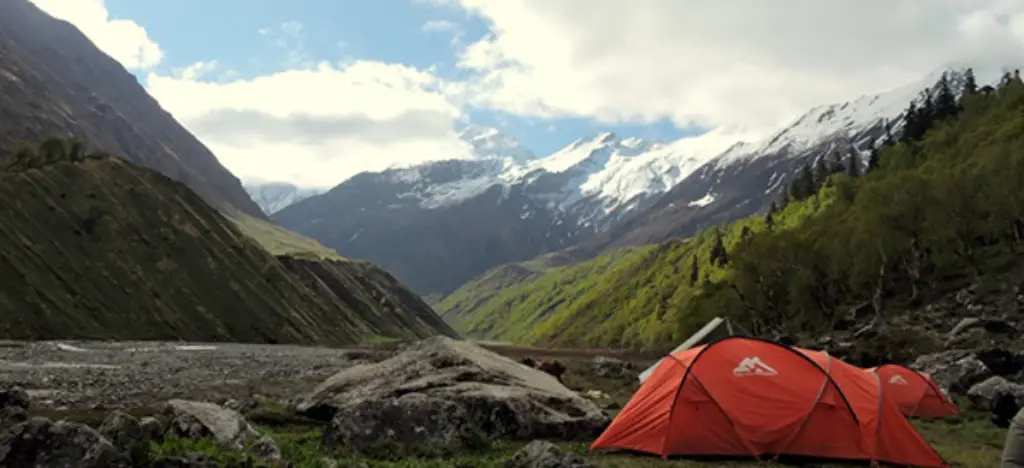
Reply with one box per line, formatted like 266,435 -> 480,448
933,72 -> 958,121
1000,71 -> 1014,89
689,255 -> 699,286
829,151 -> 844,176
740,225 -> 753,244
709,229 -> 729,267
765,202 -> 777,232
963,68 -> 978,95
867,145 -> 880,173
788,165 -> 815,201
901,101 -> 924,142
883,119 -> 895,146
846,150 -> 861,178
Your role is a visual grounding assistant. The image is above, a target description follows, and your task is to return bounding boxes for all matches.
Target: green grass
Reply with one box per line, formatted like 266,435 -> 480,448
0,153 -> 455,345
227,210 -> 344,261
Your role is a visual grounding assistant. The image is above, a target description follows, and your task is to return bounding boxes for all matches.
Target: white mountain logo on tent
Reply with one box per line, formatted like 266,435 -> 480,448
888,375 -> 909,385
733,357 -> 778,376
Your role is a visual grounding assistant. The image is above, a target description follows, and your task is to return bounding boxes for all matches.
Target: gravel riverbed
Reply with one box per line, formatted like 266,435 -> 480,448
0,340 -> 390,411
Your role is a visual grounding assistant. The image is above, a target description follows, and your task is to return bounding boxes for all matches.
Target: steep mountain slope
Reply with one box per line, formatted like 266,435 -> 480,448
578,68 -> 972,253
0,147 -> 458,343
245,182 -> 324,215
440,76 -> 1024,352
274,68 -> 979,298
0,0 -> 264,219
273,127 -> 735,295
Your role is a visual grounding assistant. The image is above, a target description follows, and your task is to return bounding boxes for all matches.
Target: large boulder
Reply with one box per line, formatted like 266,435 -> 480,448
592,356 -> 632,379
911,350 -> 993,395
0,417 -> 129,468
163,400 -> 260,449
98,410 -> 144,452
0,388 -> 30,426
966,376 -> 1024,410
295,336 -> 610,455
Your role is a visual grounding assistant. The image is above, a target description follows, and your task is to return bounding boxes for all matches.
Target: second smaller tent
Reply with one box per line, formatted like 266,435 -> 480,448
870,364 -> 959,418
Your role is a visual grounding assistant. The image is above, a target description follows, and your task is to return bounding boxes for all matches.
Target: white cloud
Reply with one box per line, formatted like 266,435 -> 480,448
444,0 -> 1024,135
145,61 -> 474,188
28,0 -> 163,70
422,19 -> 458,33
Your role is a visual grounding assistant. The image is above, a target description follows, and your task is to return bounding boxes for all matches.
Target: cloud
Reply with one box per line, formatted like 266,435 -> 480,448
422,19 -> 459,34
28,0 -> 163,70
145,61 -> 474,188
444,0 -> 1024,135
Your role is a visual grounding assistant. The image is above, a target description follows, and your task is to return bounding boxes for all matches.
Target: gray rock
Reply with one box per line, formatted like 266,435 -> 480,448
0,388 -> 29,411
592,356 -> 632,379
912,350 -> 992,395
247,436 -> 282,461
948,317 -> 982,337
505,440 -> 595,468
0,416 -> 129,468
296,337 -> 609,455
139,416 -> 164,442
966,376 -> 1024,410
163,399 -> 260,449
98,410 -> 143,451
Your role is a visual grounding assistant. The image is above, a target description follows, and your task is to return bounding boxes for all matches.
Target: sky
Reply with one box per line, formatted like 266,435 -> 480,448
26,0 -> 1024,189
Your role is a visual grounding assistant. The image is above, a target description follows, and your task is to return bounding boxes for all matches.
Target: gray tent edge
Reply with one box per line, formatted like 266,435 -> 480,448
636,316 -> 749,383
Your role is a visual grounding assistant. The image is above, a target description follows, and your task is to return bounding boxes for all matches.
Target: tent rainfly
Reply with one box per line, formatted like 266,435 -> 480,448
869,364 -> 960,418
592,337 -> 949,467
638,316 -> 746,383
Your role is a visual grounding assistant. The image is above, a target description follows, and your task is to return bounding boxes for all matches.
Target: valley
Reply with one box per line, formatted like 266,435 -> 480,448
0,0 -> 1021,466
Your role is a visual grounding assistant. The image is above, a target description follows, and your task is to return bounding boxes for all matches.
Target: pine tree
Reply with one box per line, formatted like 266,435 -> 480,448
846,150 -> 860,177
709,229 -> 729,267
764,202 -> 777,232
689,255 -> 699,286
829,151 -> 844,175
813,156 -> 830,190
933,72 -> 958,122
963,68 -> 978,95
1000,71 -> 1014,89
740,225 -> 753,244
901,101 -> 923,142
867,145 -> 880,172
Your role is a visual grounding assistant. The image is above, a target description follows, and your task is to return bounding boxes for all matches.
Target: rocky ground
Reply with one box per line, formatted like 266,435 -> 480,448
0,340 -> 392,412
0,335 -> 1012,467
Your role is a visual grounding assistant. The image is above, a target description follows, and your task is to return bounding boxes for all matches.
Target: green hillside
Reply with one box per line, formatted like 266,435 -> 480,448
440,71 -> 1024,350
0,138 -> 458,343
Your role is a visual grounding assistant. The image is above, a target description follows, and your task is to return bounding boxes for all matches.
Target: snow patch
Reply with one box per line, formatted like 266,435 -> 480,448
688,193 -> 716,208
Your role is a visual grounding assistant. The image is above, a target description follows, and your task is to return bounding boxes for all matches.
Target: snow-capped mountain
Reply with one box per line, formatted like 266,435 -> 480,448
244,182 -> 324,215
271,66 -> 990,296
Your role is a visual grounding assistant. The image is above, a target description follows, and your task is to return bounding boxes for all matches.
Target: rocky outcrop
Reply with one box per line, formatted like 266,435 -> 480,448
0,417 -> 129,467
294,337 -> 609,455
163,400 -> 260,449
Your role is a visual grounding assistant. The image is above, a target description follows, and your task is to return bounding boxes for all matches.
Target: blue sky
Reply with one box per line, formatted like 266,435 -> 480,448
103,0 -> 695,157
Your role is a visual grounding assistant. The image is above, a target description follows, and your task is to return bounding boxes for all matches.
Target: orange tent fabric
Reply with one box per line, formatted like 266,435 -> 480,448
869,364 -> 959,418
591,337 -> 948,467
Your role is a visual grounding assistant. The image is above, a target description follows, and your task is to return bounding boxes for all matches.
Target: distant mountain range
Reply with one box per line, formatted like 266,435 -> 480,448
253,67 -> 984,296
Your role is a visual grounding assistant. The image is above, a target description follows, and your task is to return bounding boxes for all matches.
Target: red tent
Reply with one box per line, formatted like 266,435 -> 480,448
869,364 -> 959,418
591,337 -> 948,467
